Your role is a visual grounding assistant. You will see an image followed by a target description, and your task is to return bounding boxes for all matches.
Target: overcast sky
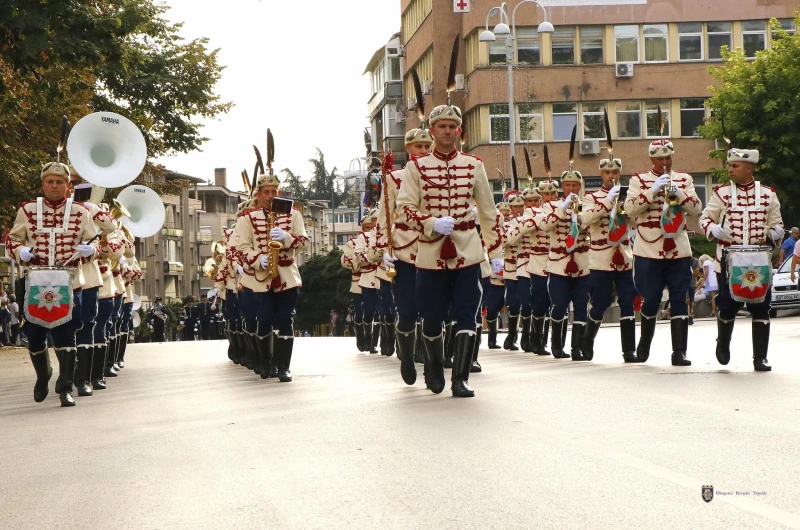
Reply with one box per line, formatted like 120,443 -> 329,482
154,0 -> 400,191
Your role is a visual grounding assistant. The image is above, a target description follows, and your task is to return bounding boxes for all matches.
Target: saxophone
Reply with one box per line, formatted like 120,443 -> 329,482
265,207 -> 282,281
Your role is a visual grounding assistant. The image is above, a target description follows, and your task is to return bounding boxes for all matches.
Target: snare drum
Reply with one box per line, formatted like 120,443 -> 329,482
724,245 -> 772,304
24,266 -> 76,329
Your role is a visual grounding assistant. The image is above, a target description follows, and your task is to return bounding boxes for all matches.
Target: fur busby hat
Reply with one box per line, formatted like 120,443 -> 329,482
508,195 -> 525,207
522,187 -> 541,200
648,139 -> 674,158
429,105 -> 462,127
560,170 -> 583,184
497,202 -> 511,214
405,128 -> 434,146
40,162 -> 71,182
727,148 -> 759,165
599,158 -> 622,170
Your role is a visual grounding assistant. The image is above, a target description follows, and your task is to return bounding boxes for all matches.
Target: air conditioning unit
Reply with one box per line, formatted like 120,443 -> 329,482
579,139 -> 600,155
455,74 -> 466,91
407,97 -> 418,110
422,80 -> 433,95
615,62 -> 634,78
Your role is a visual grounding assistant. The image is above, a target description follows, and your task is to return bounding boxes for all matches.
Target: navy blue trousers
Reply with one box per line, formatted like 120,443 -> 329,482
484,282 -> 504,321
715,272 -> 771,321
94,298 -> 115,344
530,274 -> 551,317
505,279 -> 520,316
393,260 -> 417,332
634,256 -> 691,317
239,287 -> 299,337
121,302 -> 133,334
76,286 -> 99,347
589,269 -> 636,320
417,265 -> 482,336
378,279 -> 396,321
360,287 -> 378,323
351,293 -> 363,322
225,290 -> 240,332
24,289 -> 82,352
548,274 -> 590,322
518,276 -> 532,318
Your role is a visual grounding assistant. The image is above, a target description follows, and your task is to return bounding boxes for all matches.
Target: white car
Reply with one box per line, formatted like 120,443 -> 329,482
770,256 -> 800,316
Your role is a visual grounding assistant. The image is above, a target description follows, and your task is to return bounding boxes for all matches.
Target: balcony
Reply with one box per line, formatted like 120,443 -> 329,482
163,261 -> 184,275
197,232 -> 213,244
161,228 -> 184,238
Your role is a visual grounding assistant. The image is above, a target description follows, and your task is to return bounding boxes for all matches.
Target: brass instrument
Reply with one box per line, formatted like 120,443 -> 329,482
106,199 -> 133,270
203,240 -> 226,279
571,194 -> 583,214
265,208 -> 282,281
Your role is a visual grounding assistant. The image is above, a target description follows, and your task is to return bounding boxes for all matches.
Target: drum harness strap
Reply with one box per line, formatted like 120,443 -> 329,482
727,181 -> 760,244
36,197 -> 73,266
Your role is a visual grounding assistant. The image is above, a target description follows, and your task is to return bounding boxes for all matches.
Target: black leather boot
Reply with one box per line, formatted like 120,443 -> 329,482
451,332 -> 475,398
620,318 -> 638,363
715,317 -> 735,366
550,318 -> 569,359
636,314 -> 657,363
354,322 -> 365,352
243,332 -> 257,370
75,345 -> 94,397
443,323 -> 455,368
531,317 -> 550,356
55,348 -> 77,407
486,319 -> 500,349
256,334 -> 273,379
423,333 -> 446,394
91,344 -> 106,390
226,329 -> 235,362
414,322 -> 425,364
582,317 -> 602,361
471,327 -> 482,373
503,314 -> 519,351
275,336 -> 294,382
365,322 -> 378,354
382,319 -> 396,357
561,317 -> 569,347
396,327 -> 417,385
231,331 -> 243,365
753,320 -> 771,372
670,317 -> 691,366
104,338 -> 118,377
112,333 -> 123,371
520,316 -> 533,352
378,321 -> 387,355
117,333 -> 128,369
29,349 -> 52,403
543,316 -> 550,348
571,322 -> 587,361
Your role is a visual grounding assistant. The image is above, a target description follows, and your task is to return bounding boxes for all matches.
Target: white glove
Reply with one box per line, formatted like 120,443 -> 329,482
650,174 -> 671,194
269,227 -> 286,242
260,255 -> 269,270
19,247 -> 34,262
490,258 -> 503,275
237,265 -> 244,275
383,252 -> 397,270
77,244 -> 96,258
118,256 -> 128,266
559,194 -> 576,212
433,216 -> 455,236
471,205 -> 479,226
148,324 -> 153,330
606,185 -> 621,202
769,225 -> 785,242
711,224 -> 732,241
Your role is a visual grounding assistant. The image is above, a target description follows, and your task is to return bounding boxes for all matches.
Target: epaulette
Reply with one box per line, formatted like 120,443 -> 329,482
20,200 -> 36,209
762,184 -> 775,192
74,202 -> 90,211
238,207 -> 256,218
462,152 -> 483,163
712,184 -> 724,193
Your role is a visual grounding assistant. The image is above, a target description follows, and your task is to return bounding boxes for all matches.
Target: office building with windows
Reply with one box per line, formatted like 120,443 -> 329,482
323,207 -> 362,251
400,0 -> 796,204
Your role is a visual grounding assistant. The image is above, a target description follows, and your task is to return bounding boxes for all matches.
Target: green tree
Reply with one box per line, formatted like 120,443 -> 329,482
699,15 -> 800,227
280,168 -> 308,200
295,249 -> 352,333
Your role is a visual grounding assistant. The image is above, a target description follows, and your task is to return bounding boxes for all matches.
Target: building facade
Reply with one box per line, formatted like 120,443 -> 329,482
400,0 -> 797,203
365,32 -> 407,169
323,207 -> 361,251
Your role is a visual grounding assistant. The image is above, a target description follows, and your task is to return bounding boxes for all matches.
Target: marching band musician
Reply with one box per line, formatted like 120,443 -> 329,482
198,293 -> 214,340
117,246 -> 142,368
484,202 -> 512,350
341,233 -> 365,351
535,168 -> 591,360
106,224 -> 133,375
216,227 -> 243,364
396,103 -> 502,398
700,147 -> 783,371
515,188 -> 539,352
501,195 -> 523,351
353,210 -> 380,355
66,171 -> 119,396
147,296 -> 167,342
579,156 -> 638,363
374,127 -> 432,383
624,140 -> 702,366
519,180 -> 558,356
5,162 -> 100,407
229,170 -> 309,382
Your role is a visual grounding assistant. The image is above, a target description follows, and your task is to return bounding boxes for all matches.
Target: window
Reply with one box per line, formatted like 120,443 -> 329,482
616,101 -> 642,138
388,57 -> 401,81
516,28 -> 540,65
552,27 -> 576,65
581,103 -> 605,140
678,22 -> 703,61
580,26 -> 604,64
615,25 -> 639,62
645,101 -> 670,138
518,103 -> 544,142
643,24 -> 668,62
742,20 -> 766,58
489,41 -> 506,65
707,22 -> 732,61
693,174 -> 709,207
552,102 -> 578,141
680,99 -> 706,137
489,104 -> 510,143
778,18 -> 796,34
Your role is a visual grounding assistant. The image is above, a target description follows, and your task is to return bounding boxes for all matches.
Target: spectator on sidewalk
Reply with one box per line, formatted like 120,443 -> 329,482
780,227 -> 799,264
8,294 -> 20,346
699,255 -> 718,317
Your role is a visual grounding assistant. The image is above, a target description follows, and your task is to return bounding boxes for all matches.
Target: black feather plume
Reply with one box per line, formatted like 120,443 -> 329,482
543,144 -> 551,176
523,147 -> 533,179
603,108 -> 613,157
412,69 -> 426,126
720,113 -> 731,150
57,115 -> 69,162
511,155 -> 519,192
266,129 -> 275,175
568,125 -> 577,170
446,34 -> 460,104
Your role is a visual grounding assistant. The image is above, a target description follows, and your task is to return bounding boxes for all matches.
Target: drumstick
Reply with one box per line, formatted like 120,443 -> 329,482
60,233 -> 103,267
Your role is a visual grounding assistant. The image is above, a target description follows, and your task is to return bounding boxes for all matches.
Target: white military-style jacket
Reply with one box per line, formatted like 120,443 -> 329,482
229,206 -> 309,293
79,202 -> 117,290
97,227 -> 126,299
580,186 -> 634,272
624,170 -> 702,260
535,199 -> 591,278
374,166 -> 420,270
6,197 -> 99,289
506,214 -> 533,279
355,229 -> 379,290
501,218 -> 519,281
397,149 -> 501,270
700,180 -> 783,273
519,206 -> 550,278
340,237 -> 362,294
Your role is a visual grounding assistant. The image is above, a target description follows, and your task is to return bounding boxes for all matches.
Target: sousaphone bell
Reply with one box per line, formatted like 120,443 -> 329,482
115,185 -> 166,238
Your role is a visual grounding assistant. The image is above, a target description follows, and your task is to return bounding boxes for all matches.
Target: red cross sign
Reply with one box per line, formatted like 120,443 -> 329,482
454,0 -> 470,13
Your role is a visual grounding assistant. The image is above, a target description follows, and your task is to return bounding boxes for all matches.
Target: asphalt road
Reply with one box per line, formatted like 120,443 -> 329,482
1,317 -> 799,529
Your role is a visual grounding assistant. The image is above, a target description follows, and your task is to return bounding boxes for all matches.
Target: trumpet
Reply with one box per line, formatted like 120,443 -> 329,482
663,164 -> 680,206
571,193 -> 583,214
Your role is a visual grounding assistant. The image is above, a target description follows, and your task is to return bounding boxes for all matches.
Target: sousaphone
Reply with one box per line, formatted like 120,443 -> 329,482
115,185 -> 166,238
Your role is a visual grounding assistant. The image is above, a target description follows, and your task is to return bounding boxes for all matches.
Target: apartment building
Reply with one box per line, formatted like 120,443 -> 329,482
400,0 -> 797,204
323,207 -> 362,251
365,32 -> 407,169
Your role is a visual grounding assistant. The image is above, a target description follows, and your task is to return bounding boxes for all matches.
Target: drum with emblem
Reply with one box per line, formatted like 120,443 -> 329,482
724,245 -> 773,304
24,266 -> 76,328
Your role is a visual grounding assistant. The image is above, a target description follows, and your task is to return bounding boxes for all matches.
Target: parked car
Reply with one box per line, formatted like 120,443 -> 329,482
770,256 -> 800,317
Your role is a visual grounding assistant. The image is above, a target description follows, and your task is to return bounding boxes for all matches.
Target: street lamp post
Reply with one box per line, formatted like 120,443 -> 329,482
480,2 -> 554,173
